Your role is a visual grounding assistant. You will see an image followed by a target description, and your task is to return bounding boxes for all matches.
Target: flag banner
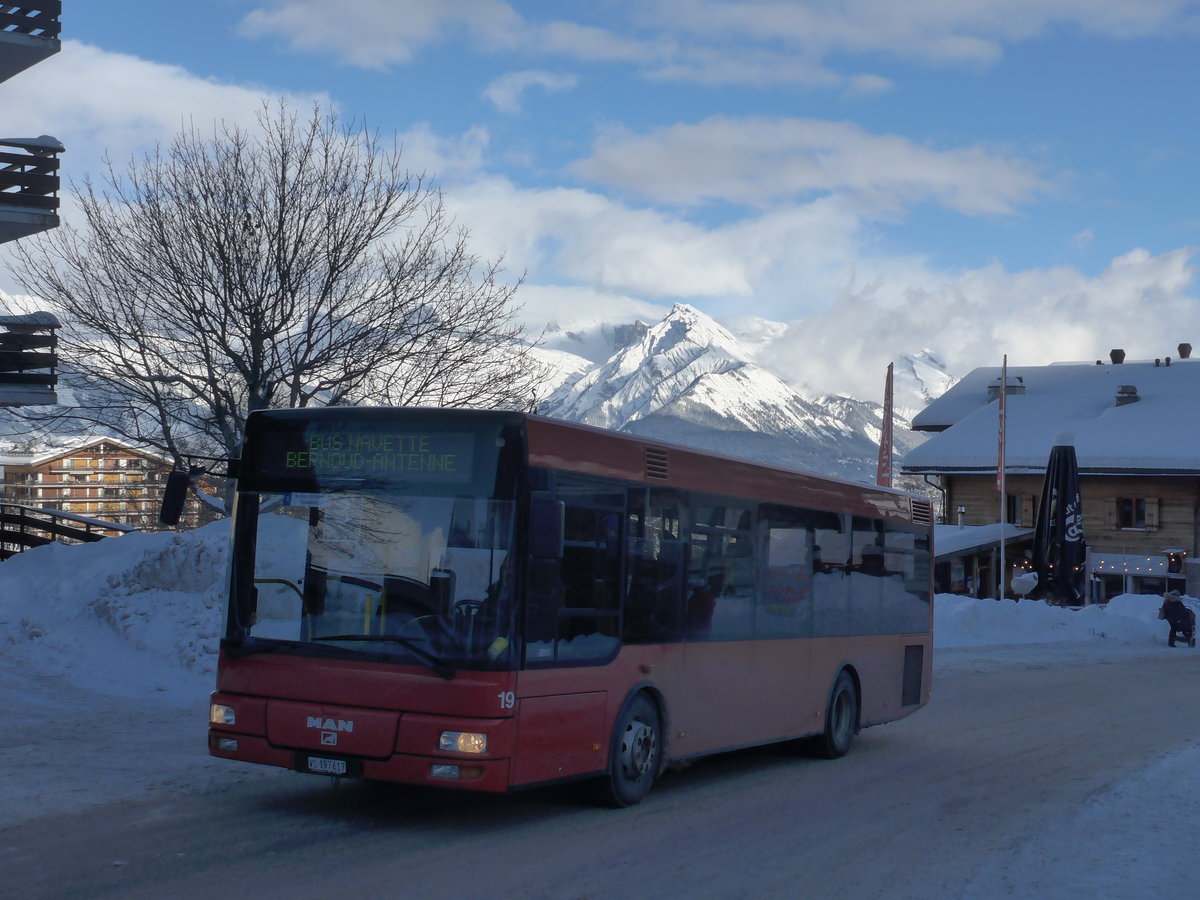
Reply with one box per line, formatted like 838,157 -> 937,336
876,362 -> 894,487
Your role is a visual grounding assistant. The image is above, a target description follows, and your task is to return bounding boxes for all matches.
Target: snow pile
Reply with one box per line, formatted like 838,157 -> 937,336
934,592 -> 1175,648
0,520 -> 229,702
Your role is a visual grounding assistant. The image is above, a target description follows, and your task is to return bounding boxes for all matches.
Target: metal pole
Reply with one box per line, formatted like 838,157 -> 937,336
998,355 -> 1007,600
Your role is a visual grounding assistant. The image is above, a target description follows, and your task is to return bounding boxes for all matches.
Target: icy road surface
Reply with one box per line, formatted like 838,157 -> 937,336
3,645 -> 1197,899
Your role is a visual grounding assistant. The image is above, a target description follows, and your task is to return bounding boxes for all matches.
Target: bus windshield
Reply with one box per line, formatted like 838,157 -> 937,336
231,408 -> 527,674
247,491 -> 518,673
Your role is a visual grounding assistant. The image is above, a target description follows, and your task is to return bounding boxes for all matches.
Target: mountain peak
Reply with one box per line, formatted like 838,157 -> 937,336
537,304 -> 940,481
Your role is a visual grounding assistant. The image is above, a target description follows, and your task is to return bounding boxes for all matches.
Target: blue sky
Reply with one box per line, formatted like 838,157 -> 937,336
4,1 -> 1200,397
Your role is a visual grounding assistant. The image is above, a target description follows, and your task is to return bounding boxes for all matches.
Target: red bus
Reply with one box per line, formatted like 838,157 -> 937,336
204,407 -> 933,806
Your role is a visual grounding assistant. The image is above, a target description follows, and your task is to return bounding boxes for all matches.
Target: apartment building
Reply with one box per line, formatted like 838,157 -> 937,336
1,436 -> 215,531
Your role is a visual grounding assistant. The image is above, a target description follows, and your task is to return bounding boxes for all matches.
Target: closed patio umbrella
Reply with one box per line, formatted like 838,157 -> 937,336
1031,434 -> 1086,605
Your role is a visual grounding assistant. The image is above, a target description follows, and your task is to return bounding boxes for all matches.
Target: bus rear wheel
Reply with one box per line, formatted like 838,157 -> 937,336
811,671 -> 858,759
601,693 -> 661,807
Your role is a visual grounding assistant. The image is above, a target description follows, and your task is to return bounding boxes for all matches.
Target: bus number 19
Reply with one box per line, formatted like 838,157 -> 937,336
497,691 -> 515,710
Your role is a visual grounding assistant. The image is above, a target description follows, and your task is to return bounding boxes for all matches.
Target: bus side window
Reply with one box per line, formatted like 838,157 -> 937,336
623,488 -> 686,645
757,503 -> 814,639
850,516 -> 887,635
689,499 -> 756,641
812,512 -> 850,637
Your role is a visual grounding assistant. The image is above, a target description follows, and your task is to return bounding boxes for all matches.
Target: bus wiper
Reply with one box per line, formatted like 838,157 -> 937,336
311,634 -> 457,680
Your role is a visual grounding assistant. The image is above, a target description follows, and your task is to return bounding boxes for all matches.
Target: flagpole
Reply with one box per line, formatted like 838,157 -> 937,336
997,355 -> 1007,600
876,362 -> 894,488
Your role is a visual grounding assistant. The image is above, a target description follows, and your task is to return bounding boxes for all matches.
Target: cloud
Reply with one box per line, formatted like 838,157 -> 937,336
761,246 -> 1200,399
513,284 -> 672,335
1070,229 -> 1095,250
393,123 -> 491,181
843,73 -> 895,96
0,41 -> 331,178
483,70 -> 579,113
440,176 -> 753,298
0,40 -> 331,295
238,0 -> 523,69
439,169 -> 873,320
234,1 -> 1200,87
572,116 -> 1050,215
644,1 -> 1200,64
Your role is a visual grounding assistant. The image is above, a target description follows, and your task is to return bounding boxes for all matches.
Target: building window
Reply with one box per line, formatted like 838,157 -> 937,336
1005,494 -> 1034,526
1117,497 -> 1146,529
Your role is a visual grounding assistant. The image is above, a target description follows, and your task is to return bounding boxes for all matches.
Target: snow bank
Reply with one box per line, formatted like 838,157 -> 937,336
1,519 -> 1192,706
0,521 -> 229,703
934,592 -> 1173,648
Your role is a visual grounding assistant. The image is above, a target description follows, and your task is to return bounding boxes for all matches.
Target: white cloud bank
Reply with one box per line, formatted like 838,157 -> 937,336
572,116 -> 1049,214
236,0 -> 1200,87
762,246 -> 1200,399
0,41 -> 330,177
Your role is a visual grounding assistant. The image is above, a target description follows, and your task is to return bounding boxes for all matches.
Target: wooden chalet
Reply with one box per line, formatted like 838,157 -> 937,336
903,346 -> 1200,602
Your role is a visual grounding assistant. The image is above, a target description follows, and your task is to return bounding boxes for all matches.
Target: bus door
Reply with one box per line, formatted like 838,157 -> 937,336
514,475 -> 624,784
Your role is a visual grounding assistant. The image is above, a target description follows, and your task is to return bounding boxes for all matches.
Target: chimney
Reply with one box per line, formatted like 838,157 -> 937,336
1110,348 -> 1125,364
1116,385 -> 1139,406
986,374 -> 1025,402
1179,343 -> 1192,359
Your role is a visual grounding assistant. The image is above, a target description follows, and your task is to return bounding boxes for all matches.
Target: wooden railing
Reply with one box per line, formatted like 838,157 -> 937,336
0,311 -> 58,403
0,2 -> 61,40
0,502 -> 136,560
0,138 -> 61,213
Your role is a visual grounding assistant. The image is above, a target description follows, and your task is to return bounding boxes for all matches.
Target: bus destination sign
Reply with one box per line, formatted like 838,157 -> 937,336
282,430 -> 476,483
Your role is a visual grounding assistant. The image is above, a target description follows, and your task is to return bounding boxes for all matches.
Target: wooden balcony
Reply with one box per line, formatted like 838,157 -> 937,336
0,310 -> 58,406
0,2 -> 61,82
0,135 -> 62,243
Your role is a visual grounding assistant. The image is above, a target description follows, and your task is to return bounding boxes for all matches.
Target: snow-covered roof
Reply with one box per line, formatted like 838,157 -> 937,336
935,523 -> 1034,559
904,355 -> 1200,475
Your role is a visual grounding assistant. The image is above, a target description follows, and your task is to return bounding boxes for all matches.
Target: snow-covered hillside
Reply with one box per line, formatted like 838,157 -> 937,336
535,303 -> 936,481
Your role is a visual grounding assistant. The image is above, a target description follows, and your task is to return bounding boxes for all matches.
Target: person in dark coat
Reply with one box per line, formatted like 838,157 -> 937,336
1158,591 -> 1196,647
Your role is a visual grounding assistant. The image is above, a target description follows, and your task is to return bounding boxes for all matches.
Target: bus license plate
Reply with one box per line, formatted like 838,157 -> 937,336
306,756 -> 348,776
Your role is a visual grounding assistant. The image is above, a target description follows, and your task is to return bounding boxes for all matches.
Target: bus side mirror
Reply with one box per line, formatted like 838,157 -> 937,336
159,470 -> 192,525
529,496 -> 565,560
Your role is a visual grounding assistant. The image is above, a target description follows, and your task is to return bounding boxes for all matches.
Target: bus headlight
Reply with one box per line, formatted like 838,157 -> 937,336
210,703 -> 236,726
439,731 -> 487,754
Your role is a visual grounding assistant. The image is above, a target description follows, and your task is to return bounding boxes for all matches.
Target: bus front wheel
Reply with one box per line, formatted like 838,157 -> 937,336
811,670 -> 858,759
601,693 -> 661,808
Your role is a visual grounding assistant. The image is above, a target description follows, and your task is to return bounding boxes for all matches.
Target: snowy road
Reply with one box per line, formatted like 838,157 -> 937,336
3,646 -> 1197,899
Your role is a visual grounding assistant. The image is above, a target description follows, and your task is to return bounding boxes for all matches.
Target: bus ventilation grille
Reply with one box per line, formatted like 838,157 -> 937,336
911,499 -> 933,526
644,447 -> 670,480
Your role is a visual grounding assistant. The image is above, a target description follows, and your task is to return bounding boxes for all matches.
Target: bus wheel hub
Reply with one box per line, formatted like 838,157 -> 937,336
621,720 -> 656,778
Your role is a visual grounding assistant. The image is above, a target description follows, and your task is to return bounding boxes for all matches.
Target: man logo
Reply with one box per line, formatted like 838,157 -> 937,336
306,716 -> 354,733
321,731 -> 338,746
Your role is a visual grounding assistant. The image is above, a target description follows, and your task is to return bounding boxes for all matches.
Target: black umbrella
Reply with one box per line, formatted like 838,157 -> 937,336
1031,436 -> 1086,604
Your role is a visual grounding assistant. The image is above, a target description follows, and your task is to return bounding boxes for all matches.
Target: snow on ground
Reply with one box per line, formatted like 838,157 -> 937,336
1,524 -> 1197,894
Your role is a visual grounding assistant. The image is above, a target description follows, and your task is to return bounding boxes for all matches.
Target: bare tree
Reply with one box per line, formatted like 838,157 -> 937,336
6,102 -> 543,498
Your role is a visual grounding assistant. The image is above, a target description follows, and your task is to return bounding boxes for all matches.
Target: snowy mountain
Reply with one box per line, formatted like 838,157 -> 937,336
536,303 -> 936,483
0,303 -> 950,484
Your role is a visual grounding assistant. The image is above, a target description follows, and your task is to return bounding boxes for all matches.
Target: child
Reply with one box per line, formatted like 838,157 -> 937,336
1158,591 -> 1197,647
